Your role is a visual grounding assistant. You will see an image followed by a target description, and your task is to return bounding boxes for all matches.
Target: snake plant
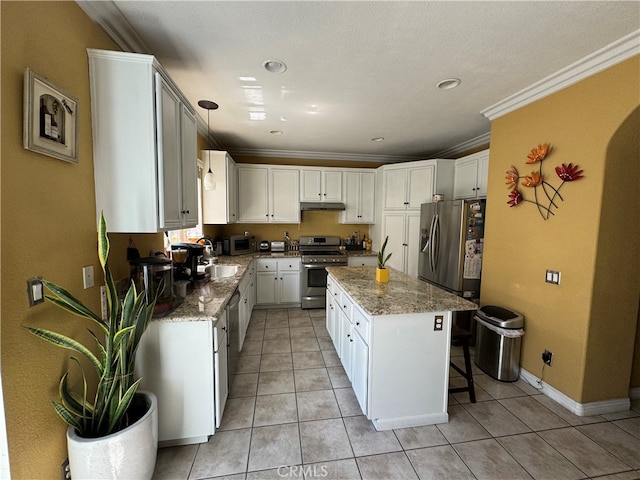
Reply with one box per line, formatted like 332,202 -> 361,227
377,235 -> 392,269
26,213 -> 160,438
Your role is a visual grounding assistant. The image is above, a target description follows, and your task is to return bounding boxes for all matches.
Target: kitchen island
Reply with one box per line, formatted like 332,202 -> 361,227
325,266 -> 477,430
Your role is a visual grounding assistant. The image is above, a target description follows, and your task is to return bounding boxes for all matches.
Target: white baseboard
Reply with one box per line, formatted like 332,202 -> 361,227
630,387 -> 640,400
520,368 -> 630,416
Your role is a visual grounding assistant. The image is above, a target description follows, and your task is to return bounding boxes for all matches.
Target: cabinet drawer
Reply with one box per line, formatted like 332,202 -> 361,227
257,259 -> 278,272
277,258 -> 300,271
339,292 -> 353,320
352,306 -> 370,344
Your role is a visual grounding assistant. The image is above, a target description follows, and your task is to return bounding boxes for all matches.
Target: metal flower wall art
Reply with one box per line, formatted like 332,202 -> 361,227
506,144 -> 584,220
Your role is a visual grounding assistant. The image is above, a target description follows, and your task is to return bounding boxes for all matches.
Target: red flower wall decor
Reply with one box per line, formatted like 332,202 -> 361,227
505,144 -> 584,220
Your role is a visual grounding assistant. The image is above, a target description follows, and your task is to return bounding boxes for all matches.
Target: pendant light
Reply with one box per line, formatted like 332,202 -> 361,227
198,99 -> 219,191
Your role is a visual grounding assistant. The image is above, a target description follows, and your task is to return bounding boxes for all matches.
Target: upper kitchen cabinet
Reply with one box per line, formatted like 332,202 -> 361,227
202,151 -> 238,224
382,160 -> 455,210
88,49 -> 198,233
300,168 -> 343,203
340,170 -> 375,224
237,165 -> 300,223
453,149 -> 489,199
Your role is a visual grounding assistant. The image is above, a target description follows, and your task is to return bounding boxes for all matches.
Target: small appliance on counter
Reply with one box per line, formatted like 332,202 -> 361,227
270,241 -> 285,253
129,256 -> 175,316
259,240 -> 271,252
171,242 -> 206,285
220,235 -> 255,256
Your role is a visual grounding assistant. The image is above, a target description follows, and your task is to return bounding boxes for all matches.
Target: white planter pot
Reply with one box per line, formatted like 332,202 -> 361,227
67,391 -> 158,480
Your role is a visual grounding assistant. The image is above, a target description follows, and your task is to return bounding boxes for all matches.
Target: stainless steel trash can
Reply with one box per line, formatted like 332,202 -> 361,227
474,306 -> 524,382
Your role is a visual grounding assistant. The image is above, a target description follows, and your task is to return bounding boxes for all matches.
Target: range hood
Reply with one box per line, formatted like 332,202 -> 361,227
300,202 -> 346,211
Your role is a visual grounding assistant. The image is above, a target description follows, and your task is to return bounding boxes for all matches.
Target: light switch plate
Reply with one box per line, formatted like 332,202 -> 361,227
27,278 -> 44,307
545,269 -> 561,285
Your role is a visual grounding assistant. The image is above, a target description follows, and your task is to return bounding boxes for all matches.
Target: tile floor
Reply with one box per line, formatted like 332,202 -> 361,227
152,307 -> 640,480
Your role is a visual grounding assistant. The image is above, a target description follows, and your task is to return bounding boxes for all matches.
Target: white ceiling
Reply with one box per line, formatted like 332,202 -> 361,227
78,1 -> 640,162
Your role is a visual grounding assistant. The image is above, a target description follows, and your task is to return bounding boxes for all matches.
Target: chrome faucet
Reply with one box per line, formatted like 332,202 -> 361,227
197,237 -> 218,264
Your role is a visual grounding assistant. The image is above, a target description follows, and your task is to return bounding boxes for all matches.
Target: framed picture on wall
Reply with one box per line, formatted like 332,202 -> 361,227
23,68 -> 78,163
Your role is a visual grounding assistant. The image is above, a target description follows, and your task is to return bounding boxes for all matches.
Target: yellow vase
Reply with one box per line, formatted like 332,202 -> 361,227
376,267 -> 389,283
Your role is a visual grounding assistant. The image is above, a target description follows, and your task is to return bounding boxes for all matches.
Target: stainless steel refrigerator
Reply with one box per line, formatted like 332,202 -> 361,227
418,199 -> 486,301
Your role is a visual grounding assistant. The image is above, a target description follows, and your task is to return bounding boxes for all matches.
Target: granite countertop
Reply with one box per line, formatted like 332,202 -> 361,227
326,266 -> 478,316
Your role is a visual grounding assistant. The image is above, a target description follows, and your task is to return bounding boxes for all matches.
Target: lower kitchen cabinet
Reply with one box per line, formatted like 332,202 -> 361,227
255,258 -> 301,306
238,261 -> 255,350
136,312 -> 228,446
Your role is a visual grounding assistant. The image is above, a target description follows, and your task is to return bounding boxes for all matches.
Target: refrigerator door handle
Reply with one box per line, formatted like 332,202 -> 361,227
432,214 -> 440,271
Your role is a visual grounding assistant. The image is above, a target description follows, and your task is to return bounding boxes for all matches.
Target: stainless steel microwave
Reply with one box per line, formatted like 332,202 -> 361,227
221,235 -> 254,256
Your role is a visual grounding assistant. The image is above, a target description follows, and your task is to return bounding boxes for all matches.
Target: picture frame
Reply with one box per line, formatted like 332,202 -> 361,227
23,68 -> 78,163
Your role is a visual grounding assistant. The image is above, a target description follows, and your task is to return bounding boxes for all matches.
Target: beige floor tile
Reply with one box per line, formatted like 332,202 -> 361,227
253,393 -> 298,427
229,373 -> 259,398
297,389 -> 341,421
265,308 -> 288,319
294,367 -> 333,392
474,374 -> 528,399
263,327 -> 291,340
299,418 -> 354,464
265,317 -> 289,328
303,458 -> 361,480
190,428 -> 251,478
291,337 -> 320,353
288,317 -> 313,328
261,338 -> 292,354
532,394 -> 606,426
614,417 -> 640,440
539,427 -> 631,477
235,354 -> 261,374
246,466 -> 302,479
356,452 -> 418,480
248,423 -> 302,472
406,445 -> 474,479
499,396 -> 570,431
463,400 -> 531,437
218,397 -> 256,431
436,404 -> 490,444
327,366 -> 351,388
393,425 -> 448,450
453,438 -> 532,479
321,349 -> 341,367
290,326 -> 317,338
241,340 -> 263,356
244,328 -> 264,342
343,415 -> 402,457
293,351 -> 326,369
260,353 -> 293,372
308,309 -> 326,318
334,387 -> 363,417
317,336 -> 335,351
578,422 -> 640,469
257,370 -> 295,395
497,432 -> 585,479
152,444 -> 198,480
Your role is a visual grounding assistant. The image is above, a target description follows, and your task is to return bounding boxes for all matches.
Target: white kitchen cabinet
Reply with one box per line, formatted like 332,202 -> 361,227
238,166 -> 300,223
88,49 -> 198,233
202,151 -> 238,224
255,258 -> 301,306
136,314 -> 227,446
340,170 -> 376,224
238,262 -> 255,350
453,149 -> 489,199
382,212 -> 421,277
351,328 -> 369,414
300,168 -> 343,202
382,160 -> 454,211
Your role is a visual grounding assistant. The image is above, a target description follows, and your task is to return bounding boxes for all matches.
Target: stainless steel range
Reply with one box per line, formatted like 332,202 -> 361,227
299,236 -> 347,309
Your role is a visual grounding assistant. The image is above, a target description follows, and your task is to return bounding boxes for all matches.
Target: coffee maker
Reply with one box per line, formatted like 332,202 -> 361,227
171,243 -> 206,284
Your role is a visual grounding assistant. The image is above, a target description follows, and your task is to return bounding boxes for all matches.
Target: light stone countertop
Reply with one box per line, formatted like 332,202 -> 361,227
326,266 -> 478,316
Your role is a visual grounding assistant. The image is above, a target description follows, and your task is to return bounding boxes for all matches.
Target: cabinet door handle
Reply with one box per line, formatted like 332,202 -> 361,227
356,322 -> 360,326
181,209 -> 190,214
280,277 -> 283,280
323,193 -> 327,196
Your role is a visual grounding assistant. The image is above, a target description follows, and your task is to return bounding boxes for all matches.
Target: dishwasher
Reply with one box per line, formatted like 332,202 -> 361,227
226,289 -> 241,378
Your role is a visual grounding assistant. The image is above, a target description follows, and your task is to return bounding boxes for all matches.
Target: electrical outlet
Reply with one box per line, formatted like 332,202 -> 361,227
545,269 -> 561,285
434,315 -> 443,331
542,349 -> 553,366
61,458 -> 71,480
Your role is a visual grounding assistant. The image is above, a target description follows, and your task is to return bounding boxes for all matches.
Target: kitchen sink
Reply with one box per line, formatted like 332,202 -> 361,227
207,264 -> 239,279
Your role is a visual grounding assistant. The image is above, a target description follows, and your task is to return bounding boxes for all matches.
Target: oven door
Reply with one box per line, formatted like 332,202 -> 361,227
301,263 -> 329,309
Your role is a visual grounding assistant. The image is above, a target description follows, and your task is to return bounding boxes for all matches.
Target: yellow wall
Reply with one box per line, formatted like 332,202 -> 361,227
481,56 -> 640,403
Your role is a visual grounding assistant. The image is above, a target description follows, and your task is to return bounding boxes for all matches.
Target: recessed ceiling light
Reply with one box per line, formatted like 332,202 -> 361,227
436,78 -> 461,90
239,76 -> 256,81
371,137 -> 384,142
263,59 -> 287,74
270,130 -> 283,135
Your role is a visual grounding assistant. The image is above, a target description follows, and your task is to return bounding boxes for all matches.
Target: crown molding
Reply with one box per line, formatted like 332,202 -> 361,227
429,132 -> 491,159
226,148 -> 419,163
76,1 -> 149,53
482,29 -> 640,121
